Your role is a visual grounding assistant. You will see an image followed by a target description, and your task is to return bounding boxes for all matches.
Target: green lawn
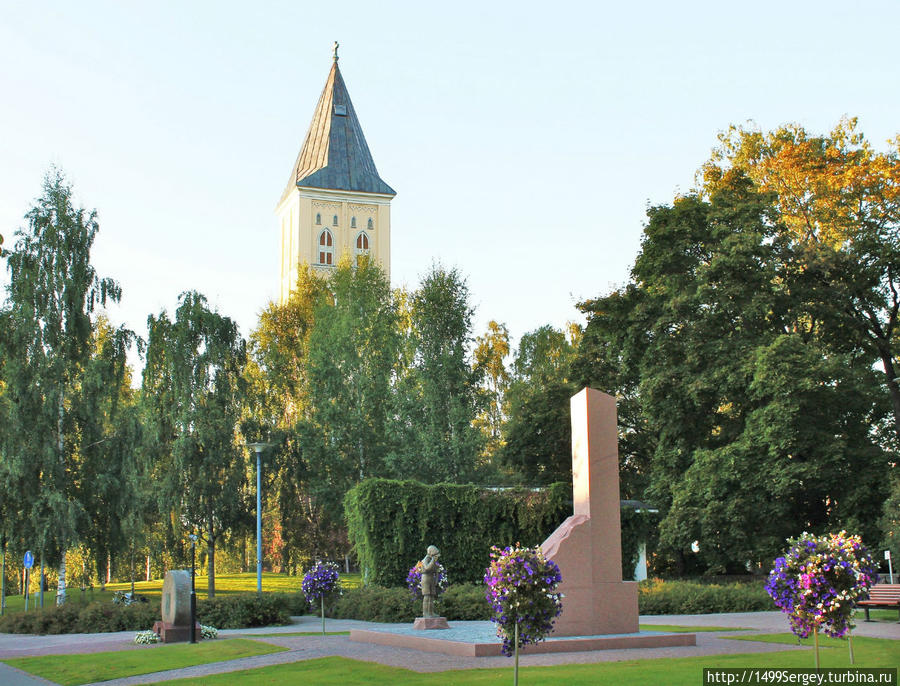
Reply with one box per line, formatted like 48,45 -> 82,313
253,631 -> 350,638
1,638 -> 285,686
4,632 -> 897,686
639,624 -> 751,632
144,636 -> 899,686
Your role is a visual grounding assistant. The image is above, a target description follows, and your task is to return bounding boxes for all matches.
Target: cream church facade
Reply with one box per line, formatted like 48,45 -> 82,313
277,49 -> 396,304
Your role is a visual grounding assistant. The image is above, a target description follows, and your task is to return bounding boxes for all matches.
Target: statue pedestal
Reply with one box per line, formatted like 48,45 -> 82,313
152,620 -> 202,643
413,616 -> 449,630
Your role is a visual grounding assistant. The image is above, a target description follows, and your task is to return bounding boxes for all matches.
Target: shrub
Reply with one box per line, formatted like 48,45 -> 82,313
440,584 -> 491,620
638,578 -> 770,614
330,585 -> 415,623
0,600 -> 161,635
196,594 -> 290,629
269,592 -> 308,616
328,583 -> 491,622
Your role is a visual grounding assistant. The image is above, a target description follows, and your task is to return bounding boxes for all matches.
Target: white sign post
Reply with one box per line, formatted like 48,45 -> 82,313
886,550 -> 894,585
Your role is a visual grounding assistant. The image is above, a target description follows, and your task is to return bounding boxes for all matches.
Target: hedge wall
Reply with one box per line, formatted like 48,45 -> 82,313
344,478 -> 653,586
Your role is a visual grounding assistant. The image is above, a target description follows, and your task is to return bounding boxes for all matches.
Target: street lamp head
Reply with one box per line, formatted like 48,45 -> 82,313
189,534 -> 198,544
246,442 -> 272,455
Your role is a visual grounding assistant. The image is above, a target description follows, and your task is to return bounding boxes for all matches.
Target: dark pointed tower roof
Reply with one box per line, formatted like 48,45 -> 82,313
281,56 -> 395,203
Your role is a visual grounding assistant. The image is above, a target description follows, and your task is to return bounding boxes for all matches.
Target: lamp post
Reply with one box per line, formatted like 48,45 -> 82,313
246,442 -> 271,597
189,534 -> 198,644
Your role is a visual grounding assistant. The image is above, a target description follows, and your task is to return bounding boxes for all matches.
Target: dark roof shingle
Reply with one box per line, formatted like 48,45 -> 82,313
281,61 -> 395,203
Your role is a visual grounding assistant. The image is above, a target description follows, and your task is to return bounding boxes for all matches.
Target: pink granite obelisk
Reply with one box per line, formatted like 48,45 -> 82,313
541,388 -> 639,636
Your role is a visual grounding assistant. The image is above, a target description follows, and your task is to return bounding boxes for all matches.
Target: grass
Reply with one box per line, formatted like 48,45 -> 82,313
253,631 -> 350,638
728,632 -> 893,648
1,638 -> 286,686
142,635 -> 900,686
0,572 -> 364,616
639,624 -> 751,632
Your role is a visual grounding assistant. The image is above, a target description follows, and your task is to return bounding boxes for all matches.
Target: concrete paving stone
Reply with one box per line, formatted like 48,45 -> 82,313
0,612 -> 895,686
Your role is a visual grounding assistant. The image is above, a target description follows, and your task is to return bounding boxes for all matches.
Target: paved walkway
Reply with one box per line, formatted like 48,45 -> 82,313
0,612 -> 896,686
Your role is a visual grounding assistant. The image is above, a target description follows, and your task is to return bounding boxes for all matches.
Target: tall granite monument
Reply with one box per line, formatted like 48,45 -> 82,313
541,388 -> 639,636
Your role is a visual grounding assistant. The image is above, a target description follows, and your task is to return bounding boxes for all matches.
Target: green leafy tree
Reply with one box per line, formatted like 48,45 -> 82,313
473,320 -> 511,464
246,265 -> 338,566
302,257 -> 400,551
398,264 -> 483,482
74,319 -> 145,591
143,291 -> 249,597
1,169 -> 123,603
701,118 -> 900,441
578,174 -> 890,573
500,325 -> 578,485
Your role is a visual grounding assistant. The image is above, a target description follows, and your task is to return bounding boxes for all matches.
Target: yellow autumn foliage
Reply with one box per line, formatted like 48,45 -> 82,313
700,117 -> 900,248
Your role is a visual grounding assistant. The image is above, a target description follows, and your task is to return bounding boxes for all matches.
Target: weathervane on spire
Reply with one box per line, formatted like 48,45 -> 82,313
332,41 -> 339,62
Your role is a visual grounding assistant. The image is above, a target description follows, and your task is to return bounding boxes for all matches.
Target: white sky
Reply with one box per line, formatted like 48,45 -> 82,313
1,1 -> 898,367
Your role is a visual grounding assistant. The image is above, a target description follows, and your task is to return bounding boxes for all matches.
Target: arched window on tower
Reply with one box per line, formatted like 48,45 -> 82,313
332,215 -> 338,226
315,213 -> 321,225
367,218 -> 374,230
355,232 -> 370,265
351,216 -> 357,228
318,229 -> 334,266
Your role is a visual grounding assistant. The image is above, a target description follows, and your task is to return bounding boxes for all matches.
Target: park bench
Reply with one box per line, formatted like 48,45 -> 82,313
859,584 -> 900,622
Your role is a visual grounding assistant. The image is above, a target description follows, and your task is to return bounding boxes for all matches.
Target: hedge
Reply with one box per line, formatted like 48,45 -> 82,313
638,578 -> 770,614
0,593 -> 300,634
344,478 -> 652,586
327,579 -> 770,622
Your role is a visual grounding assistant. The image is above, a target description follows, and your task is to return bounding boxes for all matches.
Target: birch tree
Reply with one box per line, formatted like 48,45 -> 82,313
0,169 -> 121,604
143,291 -> 249,598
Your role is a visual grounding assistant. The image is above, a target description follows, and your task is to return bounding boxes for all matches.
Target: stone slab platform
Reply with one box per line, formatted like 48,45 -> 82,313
350,626 -> 695,657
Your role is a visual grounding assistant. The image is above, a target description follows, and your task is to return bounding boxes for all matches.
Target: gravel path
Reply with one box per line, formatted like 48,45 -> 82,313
0,612 -> 896,686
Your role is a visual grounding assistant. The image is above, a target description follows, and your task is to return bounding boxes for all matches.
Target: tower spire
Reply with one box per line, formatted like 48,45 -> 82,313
332,41 -> 339,62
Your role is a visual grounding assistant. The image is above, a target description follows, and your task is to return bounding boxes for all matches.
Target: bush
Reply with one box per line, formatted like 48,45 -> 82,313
439,584 -> 491,620
196,594 -> 290,629
0,600 -> 161,635
638,578 -> 769,614
329,583 -> 490,622
269,592 -> 308,616
330,585 -> 414,623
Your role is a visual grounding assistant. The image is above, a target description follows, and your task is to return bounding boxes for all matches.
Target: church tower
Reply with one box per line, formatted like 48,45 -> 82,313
277,46 -> 396,304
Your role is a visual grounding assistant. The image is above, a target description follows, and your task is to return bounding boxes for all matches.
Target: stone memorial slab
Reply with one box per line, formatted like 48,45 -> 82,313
541,388 -> 640,636
153,570 -> 200,642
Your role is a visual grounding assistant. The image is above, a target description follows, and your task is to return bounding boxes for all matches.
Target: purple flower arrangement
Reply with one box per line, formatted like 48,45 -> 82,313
484,544 -> 563,657
765,531 -> 877,639
302,560 -> 340,603
406,560 -> 448,600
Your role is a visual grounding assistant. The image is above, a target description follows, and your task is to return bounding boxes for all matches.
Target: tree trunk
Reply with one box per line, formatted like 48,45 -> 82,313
879,349 -> 900,441
56,551 -> 67,606
130,541 -> 135,595
207,538 -> 216,599
56,387 -> 67,606
1,538 -> 6,615
146,555 -> 151,582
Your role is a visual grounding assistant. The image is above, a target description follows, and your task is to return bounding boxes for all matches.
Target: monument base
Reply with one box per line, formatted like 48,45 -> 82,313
413,616 -> 450,630
351,627 -> 695,656
152,621 -> 202,643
